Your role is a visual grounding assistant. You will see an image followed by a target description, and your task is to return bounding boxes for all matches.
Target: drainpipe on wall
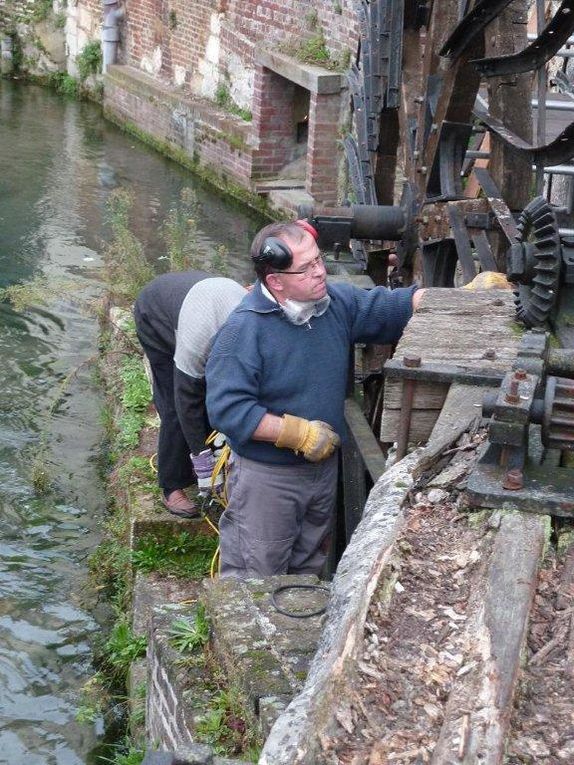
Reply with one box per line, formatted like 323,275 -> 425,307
102,0 -> 124,72
1,35 -> 14,75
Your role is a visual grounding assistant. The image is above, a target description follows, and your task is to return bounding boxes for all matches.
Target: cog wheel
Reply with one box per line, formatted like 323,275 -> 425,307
514,196 -> 561,327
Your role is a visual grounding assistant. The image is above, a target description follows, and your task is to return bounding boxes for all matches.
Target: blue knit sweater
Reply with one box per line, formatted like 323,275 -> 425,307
205,280 -> 416,465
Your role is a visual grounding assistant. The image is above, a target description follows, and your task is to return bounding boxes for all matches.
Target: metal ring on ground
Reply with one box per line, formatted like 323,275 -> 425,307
270,584 -> 330,618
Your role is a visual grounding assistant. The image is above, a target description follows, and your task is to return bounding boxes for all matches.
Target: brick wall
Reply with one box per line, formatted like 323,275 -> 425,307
104,65 -> 255,186
121,0 -> 358,101
102,0 -> 359,207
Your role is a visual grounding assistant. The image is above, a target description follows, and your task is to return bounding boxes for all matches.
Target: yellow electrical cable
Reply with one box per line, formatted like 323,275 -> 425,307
151,432 -> 230,578
203,431 -> 232,578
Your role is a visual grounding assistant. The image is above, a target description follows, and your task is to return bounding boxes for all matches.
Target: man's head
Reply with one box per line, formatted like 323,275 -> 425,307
250,221 -> 327,304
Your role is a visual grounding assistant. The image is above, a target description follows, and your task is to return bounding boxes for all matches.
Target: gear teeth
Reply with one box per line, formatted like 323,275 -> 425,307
513,197 -> 559,327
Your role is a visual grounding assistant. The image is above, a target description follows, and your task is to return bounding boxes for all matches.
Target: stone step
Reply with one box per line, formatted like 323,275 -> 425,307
144,573 -> 329,761
203,574 -> 329,736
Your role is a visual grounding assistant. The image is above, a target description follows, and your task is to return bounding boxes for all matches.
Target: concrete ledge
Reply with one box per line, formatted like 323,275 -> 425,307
260,450 -> 422,765
256,51 -> 344,94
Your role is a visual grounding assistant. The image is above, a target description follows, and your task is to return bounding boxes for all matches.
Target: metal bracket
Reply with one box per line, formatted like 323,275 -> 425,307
471,0 -> 574,77
473,100 -> 574,167
426,121 -> 473,201
467,448 -> 574,517
439,0 -> 515,60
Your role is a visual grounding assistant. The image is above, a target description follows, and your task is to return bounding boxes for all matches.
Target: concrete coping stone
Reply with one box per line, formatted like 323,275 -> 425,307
259,449 -> 423,764
255,51 -> 344,94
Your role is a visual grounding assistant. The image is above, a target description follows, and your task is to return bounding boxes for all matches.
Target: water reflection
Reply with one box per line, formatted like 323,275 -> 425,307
0,79 -> 264,763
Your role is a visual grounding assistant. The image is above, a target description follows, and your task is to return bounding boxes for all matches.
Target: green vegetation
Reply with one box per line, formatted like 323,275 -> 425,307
169,604 -> 210,653
104,618 -> 148,679
161,187 -> 202,271
297,32 -> 331,65
0,276 -> 75,311
116,455 -> 158,495
111,355 -> 151,453
103,188 -> 155,303
161,186 -> 231,274
100,740 -> 145,765
29,0 -> 53,22
119,356 -> 151,412
215,83 -> 252,122
131,531 -> 218,578
195,685 -> 261,760
76,40 -> 102,81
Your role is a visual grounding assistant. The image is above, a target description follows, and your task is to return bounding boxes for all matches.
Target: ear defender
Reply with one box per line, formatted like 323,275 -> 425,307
254,237 -> 293,270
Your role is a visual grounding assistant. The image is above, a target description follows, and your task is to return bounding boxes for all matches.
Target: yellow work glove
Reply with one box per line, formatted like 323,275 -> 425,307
275,414 -> 340,462
463,271 -> 511,290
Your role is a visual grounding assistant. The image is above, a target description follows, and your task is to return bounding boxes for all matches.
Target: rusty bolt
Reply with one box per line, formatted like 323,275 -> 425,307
505,379 -> 520,404
502,468 -> 524,491
434,215 -> 442,223
403,355 -> 422,368
514,368 -> 527,380
483,349 -> 496,360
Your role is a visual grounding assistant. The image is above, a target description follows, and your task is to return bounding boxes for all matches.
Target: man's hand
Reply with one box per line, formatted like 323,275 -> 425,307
275,414 -> 340,462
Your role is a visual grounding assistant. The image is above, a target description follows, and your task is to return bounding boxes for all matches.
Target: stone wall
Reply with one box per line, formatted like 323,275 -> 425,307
66,0 -> 101,77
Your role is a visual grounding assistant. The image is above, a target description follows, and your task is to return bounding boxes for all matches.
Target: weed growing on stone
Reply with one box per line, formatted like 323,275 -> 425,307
215,84 -> 252,122
119,356 -> 151,412
195,683 -> 261,760
76,40 -> 102,81
131,531 -> 217,578
111,355 -> 151,453
169,603 -> 210,653
210,243 -> 230,277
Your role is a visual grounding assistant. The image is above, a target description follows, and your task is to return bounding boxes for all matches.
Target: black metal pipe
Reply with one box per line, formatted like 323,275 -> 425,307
309,204 -> 406,243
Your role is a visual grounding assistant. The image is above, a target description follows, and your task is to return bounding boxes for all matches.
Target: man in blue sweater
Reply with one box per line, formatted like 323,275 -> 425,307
205,221 -> 424,578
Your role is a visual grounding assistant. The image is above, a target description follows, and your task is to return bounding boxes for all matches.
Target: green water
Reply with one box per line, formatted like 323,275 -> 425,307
0,80 -> 263,764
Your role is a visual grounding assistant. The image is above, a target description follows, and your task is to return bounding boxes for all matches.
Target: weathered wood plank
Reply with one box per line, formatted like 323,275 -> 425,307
380,408 -> 447,443
381,289 -> 520,443
430,513 -> 547,765
382,380 -> 449,409
413,383 -> 494,478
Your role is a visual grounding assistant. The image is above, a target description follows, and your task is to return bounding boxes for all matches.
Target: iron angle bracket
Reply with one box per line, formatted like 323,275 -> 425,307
466,445 -> 574,517
471,0 -> 574,77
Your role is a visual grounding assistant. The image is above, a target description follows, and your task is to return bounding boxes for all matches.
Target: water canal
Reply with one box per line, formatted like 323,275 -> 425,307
0,80 -> 263,764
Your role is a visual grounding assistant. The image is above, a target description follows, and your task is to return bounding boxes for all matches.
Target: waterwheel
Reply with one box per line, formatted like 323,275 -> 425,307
335,0 -> 574,330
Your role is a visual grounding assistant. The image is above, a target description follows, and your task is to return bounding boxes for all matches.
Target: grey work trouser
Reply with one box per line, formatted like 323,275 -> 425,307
219,453 -> 338,579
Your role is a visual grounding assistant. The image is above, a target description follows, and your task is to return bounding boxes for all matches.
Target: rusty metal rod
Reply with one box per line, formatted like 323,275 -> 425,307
395,355 -> 421,461
395,378 -> 416,462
